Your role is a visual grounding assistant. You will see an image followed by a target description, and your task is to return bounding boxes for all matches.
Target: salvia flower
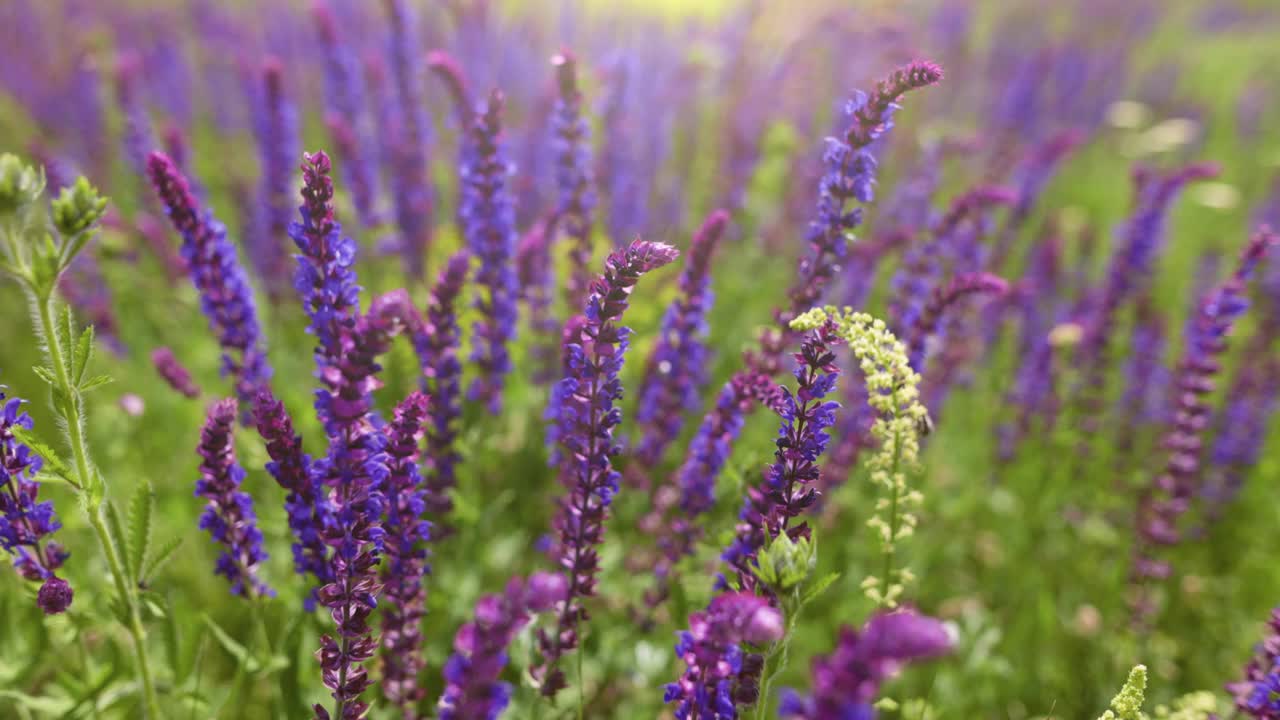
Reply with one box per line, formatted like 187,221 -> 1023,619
1202,354 -> 1280,515
1130,228 -> 1276,624
1230,608 -> 1280,717
195,398 -> 271,598
721,319 -> 841,591
151,346 -> 200,398
534,239 -> 679,694
778,609 -> 952,719
379,392 -> 431,712
147,151 -> 272,406
906,272 -> 1010,373
437,572 -> 568,720
664,591 -> 786,720
461,90 -> 520,414
0,385 -> 71,614
383,0 -> 433,280
313,3 -> 380,227
551,50 -> 598,309
516,216 -> 560,383
412,251 -> 469,523
632,209 -> 731,483
249,59 -> 301,299
252,390 -> 332,610
115,52 -> 158,175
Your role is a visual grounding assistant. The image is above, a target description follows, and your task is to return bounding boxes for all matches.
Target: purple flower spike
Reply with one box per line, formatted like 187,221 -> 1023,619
412,251 -> 469,526
632,209 -> 732,486
1230,608 -> 1280,717
426,50 -> 473,128
383,0 -> 433,280
779,609 -> 952,719
252,391 -> 332,610
551,50 -> 598,310
314,3 -> 380,227
437,572 -> 567,720
147,151 -> 272,407
462,90 -> 520,414
152,346 -> 201,399
1130,228 -> 1277,624
722,321 -> 842,591
516,215 -> 561,383
115,52 -> 158,175
248,59 -> 300,300
907,272 -> 1010,372
0,385 -> 71,614
535,239 -> 679,695
664,592 -> 785,720
195,398 -> 271,598
380,392 -> 432,713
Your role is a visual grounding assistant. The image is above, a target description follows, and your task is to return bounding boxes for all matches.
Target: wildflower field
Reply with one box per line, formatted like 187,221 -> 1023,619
3,0 -> 1280,718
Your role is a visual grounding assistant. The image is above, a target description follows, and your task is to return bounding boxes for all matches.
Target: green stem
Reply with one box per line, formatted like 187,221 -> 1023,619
754,593 -> 800,720
36,293 -> 161,719
251,596 -> 282,717
880,388 -> 906,608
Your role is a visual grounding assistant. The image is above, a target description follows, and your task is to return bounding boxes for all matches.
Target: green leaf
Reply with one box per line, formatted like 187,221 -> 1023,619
127,480 -> 154,584
105,501 -> 134,585
801,572 -> 841,606
31,364 -> 57,387
8,425 -> 71,479
279,614 -> 305,715
142,536 -> 184,584
202,614 -> 252,668
73,324 -> 94,385
78,374 -> 113,393
0,688 -> 73,715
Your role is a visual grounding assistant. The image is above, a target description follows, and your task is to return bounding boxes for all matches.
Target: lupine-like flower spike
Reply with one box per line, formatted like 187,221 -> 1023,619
195,398 -> 271,598
516,214 -> 561,383
249,59 -> 299,300
151,346 -> 200,398
534,239 -> 679,695
551,50 -> 598,310
115,52 -> 158,175
778,609 -> 953,719
0,385 -> 71,614
664,591 -> 785,719
750,60 -> 942,378
379,392 -> 431,712
462,90 -> 520,414
437,572 -> 568,720
412,251 -> 469,526
252,390 -> 332,610
426,50 -> 473,128
313,2 -> 380,227
721,319 -> 841,591
147,151 -> 272,406
632,209 -> 731,485
1230,607 -> 1280,718
1130,228 -> 1276,625
383,0 -> 433,280
907,272 -> 1010,372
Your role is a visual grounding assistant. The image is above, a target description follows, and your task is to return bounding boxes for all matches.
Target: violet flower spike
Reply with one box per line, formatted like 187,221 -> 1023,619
412,251 -> 469,525
778,609 -> 953,719
516,215 -> 561,384
195,398 -> 272,598
551,50 -> 598,310
248,59 -> 301,301
379,392 -> 431,713
383,0 -> 433,280
0,385 -> 72,614
907,272 -> 1010,373
115,52 -> 158,175
633,209 -> 731,483
252,390 -> 333,610
1230,607 -> 1280,717
426,50 -> 473,129
152,346 -> 201,398
147,151 -> 273,407
437,572 -> 567,720
534,239 -> 679,695
461,90 -> 520,414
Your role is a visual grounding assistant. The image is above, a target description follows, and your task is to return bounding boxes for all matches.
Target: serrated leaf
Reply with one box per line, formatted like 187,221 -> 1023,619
202,615 -> 251,668
31,364 -> 58,387
127,480 -> 153,584
73,324 -> 94,385
142,536 -> 183,583
78,374 -> 113,393
105,502 -> 134,585
9,425 -> 71,478
801,572 -> 841,606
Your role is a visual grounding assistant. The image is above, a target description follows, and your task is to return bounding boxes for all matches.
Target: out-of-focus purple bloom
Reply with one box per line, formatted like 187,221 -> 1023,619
437,572 -> 567,720
1202,353 -> 1280,516
147,151 -> 272,407
0,385 -> 71,614
246,60 -> 300,300
551,50 -> 597,310
195,398 -> 271,598
722,321 -> 841,591
1130,228 -> 1276,623
1231,608 -> 1280,718
534,239 -> 679,695
412,251 -> 469,527
632,209 -> 731,483
1115,298 -> 1171,457
461,91 -> 520,414
517,216 -> 560,384
152,346 -> 201,398
907,273 -> 1010,373
115,52 -> 158,175
383,0 -> 433,280
664,592 -> 785,720
380,392 -> 431,713
426,50 -> 473,129
252,390 -> 332,611
778,609 -> 953,719
314,3 -> 381,227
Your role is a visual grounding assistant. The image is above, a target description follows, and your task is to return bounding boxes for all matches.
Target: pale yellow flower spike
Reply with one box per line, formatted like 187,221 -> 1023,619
1098,665 -> 1148,720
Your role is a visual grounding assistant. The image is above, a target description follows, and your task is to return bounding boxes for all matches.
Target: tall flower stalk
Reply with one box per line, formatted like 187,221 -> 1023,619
383,0 -> 433,280
551,50 -> 598,310
248,59 -> 300,300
